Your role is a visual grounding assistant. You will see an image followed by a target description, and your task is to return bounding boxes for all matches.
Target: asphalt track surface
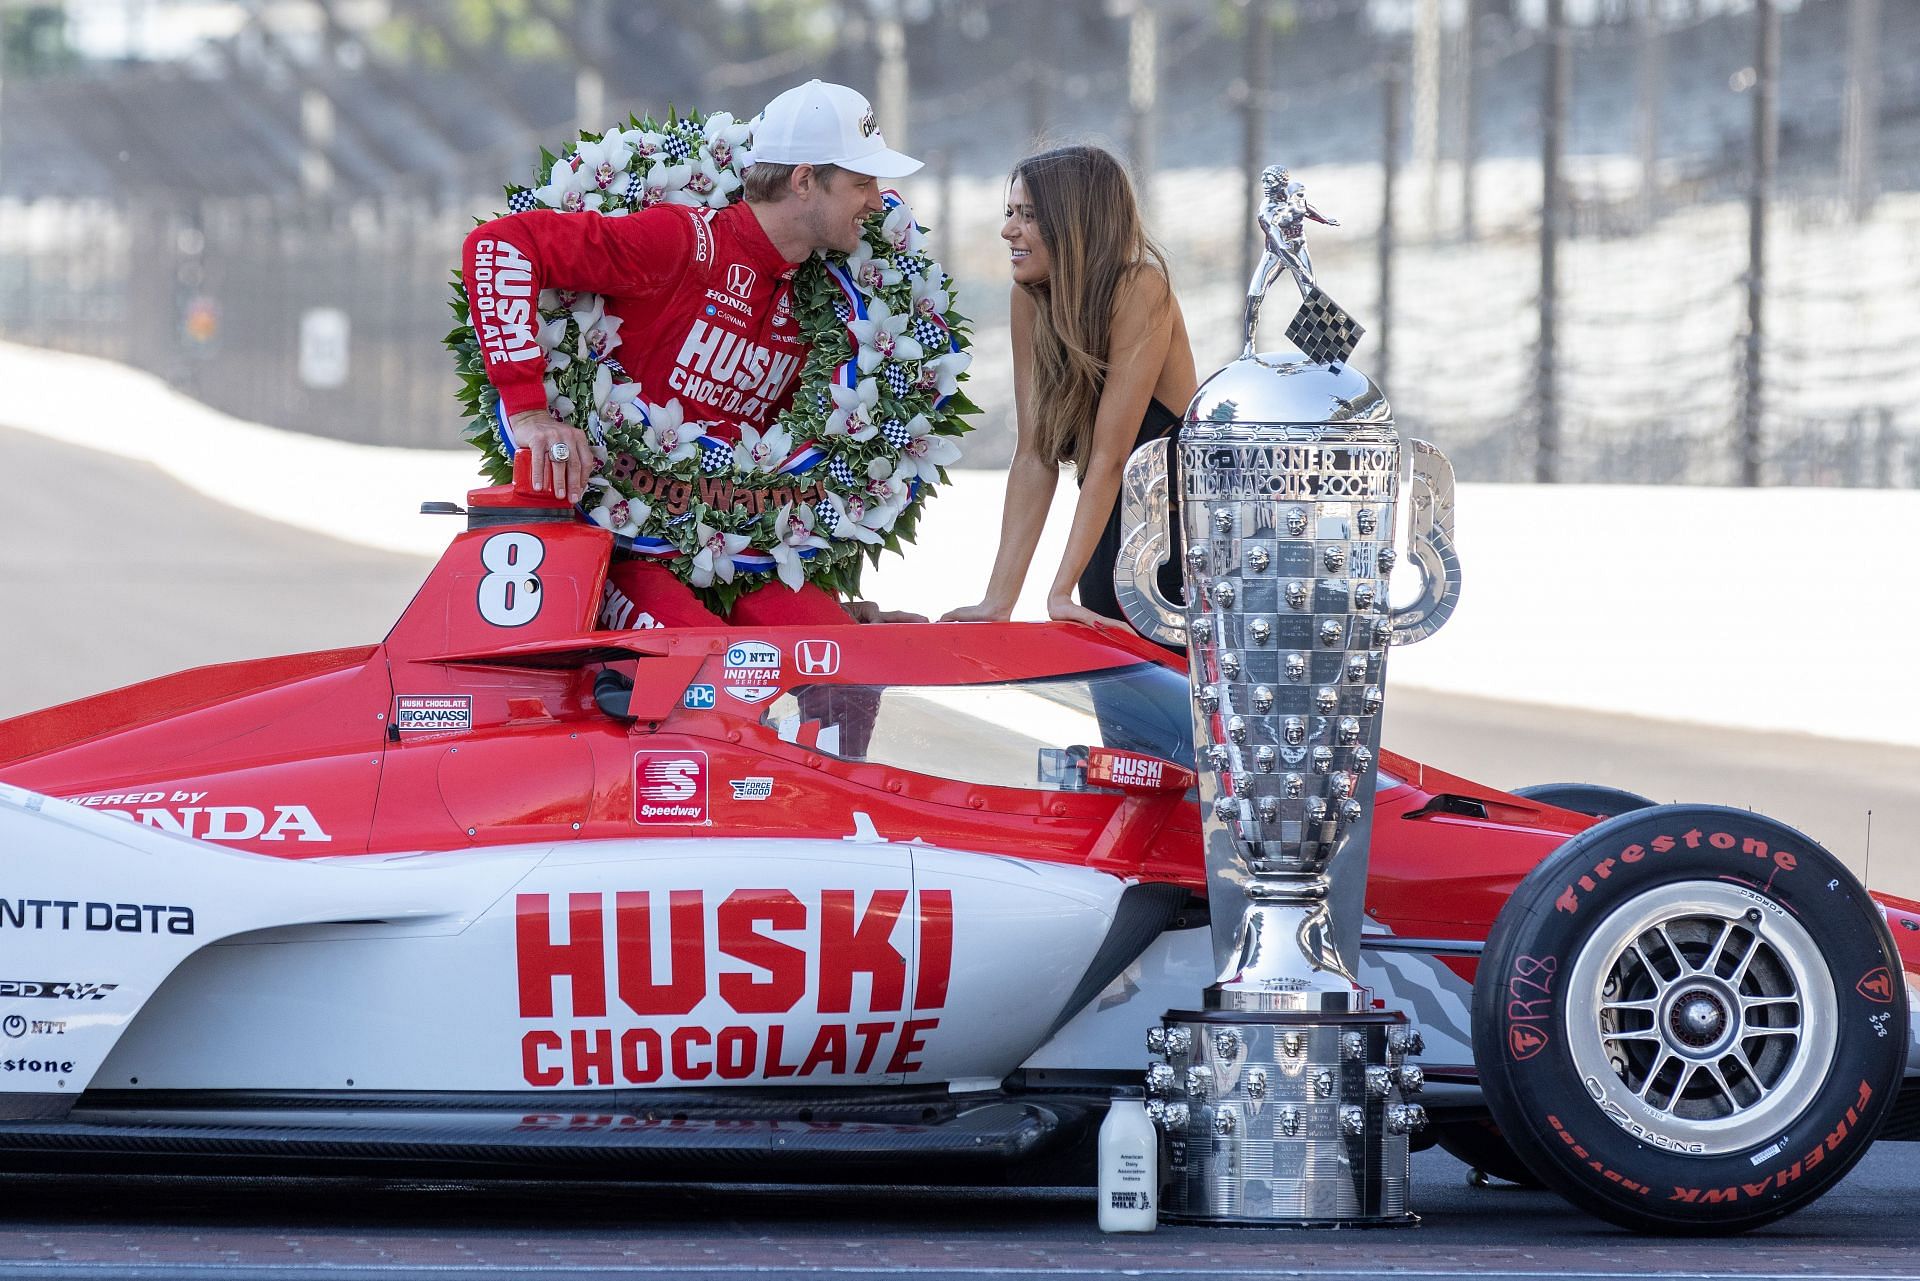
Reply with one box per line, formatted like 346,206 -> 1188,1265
4,427 -> 1920,1276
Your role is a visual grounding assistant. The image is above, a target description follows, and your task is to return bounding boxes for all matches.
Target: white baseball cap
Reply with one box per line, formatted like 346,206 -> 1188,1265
751,80 -> 923,178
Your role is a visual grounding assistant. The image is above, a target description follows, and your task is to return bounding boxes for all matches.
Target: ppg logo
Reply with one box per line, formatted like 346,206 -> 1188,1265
682,684 -> 717,710
795,640 -> 841,676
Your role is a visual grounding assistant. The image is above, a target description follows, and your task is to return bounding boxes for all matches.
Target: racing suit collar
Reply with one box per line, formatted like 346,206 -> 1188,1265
721,202 -> 802,280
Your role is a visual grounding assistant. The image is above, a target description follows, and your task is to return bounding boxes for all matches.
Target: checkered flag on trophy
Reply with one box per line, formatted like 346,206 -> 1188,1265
1285,285 -> 1365,367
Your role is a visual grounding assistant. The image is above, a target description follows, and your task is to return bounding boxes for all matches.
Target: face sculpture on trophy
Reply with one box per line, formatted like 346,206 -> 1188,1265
1114,166 -> 1463,1226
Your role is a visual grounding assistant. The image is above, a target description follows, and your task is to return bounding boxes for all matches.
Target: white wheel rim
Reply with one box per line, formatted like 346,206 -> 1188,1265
1564,881 -> 1837,1157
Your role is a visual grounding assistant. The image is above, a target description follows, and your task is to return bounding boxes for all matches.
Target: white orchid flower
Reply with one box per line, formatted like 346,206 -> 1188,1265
532,154 -> 588,209
881,204 -> 925,256
736,421 -> 792,474
848,300 -> 923,374
536,314 -> 570,352
893,414 -> 962,483
913,349 -> 972,398
683,154 -> 741,209
588,489 -> 649,539
573,133 -> 635,190
823,378 -> 882,442
703,111 -> 753,172
909,273 -> 950,320
820,491 -> 884,545
844,240 -> 903,296
768,501 -> 830,590
642,398 -> 700,464
593,377 -> 645,432
582,313 -> 623,362
688,519 -> 752,587
865,468 -> 911,513
638,161 -> 693,207
628,128 -> 667,160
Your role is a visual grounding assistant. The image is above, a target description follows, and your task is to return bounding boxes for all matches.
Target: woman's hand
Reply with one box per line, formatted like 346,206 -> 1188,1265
1045,593 -> 1112,629
846,601 -> 929,624
940,601 -> 1014,623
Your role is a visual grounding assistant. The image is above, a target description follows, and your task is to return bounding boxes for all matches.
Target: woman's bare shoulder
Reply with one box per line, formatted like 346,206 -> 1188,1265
1111,264 -> 1178,336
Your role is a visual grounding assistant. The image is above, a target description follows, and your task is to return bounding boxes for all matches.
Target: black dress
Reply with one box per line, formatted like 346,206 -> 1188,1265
1075,397 -> 1185,651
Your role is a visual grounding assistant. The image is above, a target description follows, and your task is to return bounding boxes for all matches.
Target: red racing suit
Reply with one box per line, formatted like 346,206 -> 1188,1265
462,200 -> 846,628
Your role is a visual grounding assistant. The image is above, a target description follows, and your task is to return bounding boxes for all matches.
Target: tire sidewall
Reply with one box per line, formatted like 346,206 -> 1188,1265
1474,804 -> 1907,1232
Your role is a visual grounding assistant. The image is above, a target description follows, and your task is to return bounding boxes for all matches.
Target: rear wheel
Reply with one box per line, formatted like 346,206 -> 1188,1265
1473,804 -> 1906,1234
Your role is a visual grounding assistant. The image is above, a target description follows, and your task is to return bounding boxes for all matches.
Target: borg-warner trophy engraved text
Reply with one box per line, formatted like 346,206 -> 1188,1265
1115,165 -> 1461,1226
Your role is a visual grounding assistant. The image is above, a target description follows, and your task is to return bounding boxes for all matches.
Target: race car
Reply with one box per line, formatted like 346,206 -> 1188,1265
0,474 -> 1913,1236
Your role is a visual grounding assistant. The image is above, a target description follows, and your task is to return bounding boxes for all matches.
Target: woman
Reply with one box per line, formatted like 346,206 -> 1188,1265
942,145 -> 1196,639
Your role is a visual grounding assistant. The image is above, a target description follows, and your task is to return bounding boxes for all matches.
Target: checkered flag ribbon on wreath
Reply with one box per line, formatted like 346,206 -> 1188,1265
908,315 -> 946,350
508,188 -> 538,213
1285,284 -> 1366,367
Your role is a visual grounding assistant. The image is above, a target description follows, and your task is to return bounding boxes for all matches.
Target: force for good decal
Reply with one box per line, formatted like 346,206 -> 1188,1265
721,640 -> 781,704
634,751 -> 709,825
395,695 -> 473,733
729,778 -> 773,801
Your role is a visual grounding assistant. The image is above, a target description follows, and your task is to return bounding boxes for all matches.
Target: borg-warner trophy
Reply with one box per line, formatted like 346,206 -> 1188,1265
1114,167 -> 1462,1226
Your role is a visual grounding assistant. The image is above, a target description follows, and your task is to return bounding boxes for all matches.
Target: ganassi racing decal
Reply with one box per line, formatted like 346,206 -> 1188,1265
634,751 -> 709,825
514,887 -> 954,1088
721,640 -> 781,704
394,695 -> 473,734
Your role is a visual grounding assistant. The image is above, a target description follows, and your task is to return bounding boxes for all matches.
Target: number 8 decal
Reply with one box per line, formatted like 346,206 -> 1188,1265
477,531 -> 545,627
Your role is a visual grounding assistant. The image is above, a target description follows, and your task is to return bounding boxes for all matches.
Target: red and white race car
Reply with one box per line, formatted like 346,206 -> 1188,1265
1,478 -> 1913,1235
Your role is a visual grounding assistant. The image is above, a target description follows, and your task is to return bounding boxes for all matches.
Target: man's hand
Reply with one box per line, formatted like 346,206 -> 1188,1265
846,600 -> 929,624
509,409 -> 592,503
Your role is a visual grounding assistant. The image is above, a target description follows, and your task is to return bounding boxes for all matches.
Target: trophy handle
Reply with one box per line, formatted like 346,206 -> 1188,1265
1386,439 -> 1461,646
1114,437 -> 1186,647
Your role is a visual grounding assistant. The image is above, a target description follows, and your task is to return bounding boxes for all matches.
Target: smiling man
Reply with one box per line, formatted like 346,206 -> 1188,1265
461,79 -> 922,628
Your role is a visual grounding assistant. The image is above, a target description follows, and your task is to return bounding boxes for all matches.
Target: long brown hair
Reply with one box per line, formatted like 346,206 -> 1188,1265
1012,145 -> 1171,472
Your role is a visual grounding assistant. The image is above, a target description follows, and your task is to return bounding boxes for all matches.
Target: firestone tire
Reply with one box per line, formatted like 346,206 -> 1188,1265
1513,782 -> 1657,819
1472,803 -> 1907,1234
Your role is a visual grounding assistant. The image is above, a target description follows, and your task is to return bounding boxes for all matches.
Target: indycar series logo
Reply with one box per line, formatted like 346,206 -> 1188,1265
514,886 -> 954,1089
0,900 -> 194,935
634,751 -> 709,824
721,640 -> 781,704
394,695 -> 473,734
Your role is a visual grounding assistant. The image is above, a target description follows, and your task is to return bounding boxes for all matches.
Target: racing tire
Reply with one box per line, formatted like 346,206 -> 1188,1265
1472,803 -> 1907,1234
1513,783 -> 1657,819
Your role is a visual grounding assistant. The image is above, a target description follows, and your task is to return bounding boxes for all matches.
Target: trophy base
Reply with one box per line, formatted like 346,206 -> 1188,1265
1148,1008 -> 1426,1228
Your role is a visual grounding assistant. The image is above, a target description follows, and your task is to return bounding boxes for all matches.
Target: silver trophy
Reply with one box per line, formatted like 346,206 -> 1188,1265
1116,167 -> 1461,1226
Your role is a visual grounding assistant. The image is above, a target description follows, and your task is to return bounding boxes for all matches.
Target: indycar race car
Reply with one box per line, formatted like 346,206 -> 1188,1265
1,476 -> 1914,1236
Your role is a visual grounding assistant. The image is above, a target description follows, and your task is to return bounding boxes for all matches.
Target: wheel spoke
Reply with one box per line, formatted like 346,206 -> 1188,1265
1655,924 -> 1688,979
1727,931 -> 1767,986
1702,919 -> 1737,976
1663,1061 -> 1699,1111
1730,1047 -> 1771,1099
1602,1026 -> 1663,1042
1635,1048 -> 1676,1102
1740,993 -> 1801,1016
1703,1060 -> 1737,1108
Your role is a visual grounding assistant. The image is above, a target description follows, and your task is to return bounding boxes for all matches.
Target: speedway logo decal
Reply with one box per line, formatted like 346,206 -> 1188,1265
721,640 -> 781,704
64,789 -> 332,845
395,695 -> 473,733
513,888 -> 954,1088
634,751 -> 709,824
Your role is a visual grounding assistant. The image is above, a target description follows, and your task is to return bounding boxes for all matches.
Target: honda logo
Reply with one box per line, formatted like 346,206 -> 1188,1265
795,640 -> 840,676
726,263 -> 757,299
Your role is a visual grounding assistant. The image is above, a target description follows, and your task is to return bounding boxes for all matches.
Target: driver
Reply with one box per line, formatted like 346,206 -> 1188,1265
461,79 -> 923,628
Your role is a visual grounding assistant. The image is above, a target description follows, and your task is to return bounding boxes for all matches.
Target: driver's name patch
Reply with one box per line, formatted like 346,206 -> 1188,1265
395,695 -> 473,733
721,639 -> 781,704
